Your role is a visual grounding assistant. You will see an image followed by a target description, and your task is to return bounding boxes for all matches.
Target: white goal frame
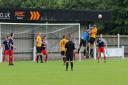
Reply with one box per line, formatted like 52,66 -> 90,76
0,22 -> 81,62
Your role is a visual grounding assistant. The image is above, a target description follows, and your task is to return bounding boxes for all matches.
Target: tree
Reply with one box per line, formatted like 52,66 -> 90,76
0,0 -> 127,34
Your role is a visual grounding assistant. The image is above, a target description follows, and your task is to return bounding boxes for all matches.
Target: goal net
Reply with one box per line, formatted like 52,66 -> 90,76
0,23 -> 80,62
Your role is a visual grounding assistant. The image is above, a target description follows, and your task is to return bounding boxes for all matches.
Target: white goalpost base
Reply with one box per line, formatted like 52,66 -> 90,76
0,24 -> 2,62
0,48 -> 2,62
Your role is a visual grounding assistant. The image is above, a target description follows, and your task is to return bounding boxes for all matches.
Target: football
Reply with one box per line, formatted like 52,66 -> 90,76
98,14 -> 102,19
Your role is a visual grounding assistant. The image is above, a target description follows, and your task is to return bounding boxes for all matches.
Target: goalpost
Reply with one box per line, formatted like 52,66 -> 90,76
0,22 -> 81,62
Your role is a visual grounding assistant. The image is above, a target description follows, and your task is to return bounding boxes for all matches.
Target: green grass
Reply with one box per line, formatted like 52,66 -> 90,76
0,59 -> 128,85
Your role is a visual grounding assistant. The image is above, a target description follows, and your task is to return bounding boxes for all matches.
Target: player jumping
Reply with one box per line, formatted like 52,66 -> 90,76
59,35 -> 68,65
78,29 -> 89,58
97,34 -> 107,63
89,24 -> 97,58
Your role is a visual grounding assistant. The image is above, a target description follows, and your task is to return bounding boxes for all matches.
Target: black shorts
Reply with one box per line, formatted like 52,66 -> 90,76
90,37 -> 96,45
36,47 -> 42,53
80,39 -> 87,47
61,51 -> 65,56
66,53 -> 73,62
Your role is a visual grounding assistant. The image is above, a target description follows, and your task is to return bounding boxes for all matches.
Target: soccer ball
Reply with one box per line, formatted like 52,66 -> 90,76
98,14 -> 102,19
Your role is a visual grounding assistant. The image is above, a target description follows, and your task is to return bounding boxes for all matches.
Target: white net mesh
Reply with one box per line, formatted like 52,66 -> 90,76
0,23 -> 80,61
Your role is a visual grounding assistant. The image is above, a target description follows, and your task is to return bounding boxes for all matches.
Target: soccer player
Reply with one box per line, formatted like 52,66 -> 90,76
41,35 -> 48,62
36,32 -> 43,63
8,34 -> 15,65
59,35 -> 68,64
65,36 -> 75,71
1,35 -> 15,65
97,34 -> 107,63
89,24 -> 97,58
69,34 -> 77,60
1,36 -> 10,63
78,29 -> 89,57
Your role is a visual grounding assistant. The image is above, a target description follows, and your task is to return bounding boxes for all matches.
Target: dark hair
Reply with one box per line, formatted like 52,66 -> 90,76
63,35 -> 66,38
10,33 -> 13,37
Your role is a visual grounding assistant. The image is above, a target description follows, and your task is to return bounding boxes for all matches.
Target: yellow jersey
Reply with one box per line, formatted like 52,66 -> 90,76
36,35 -> 42,47
59,39 -> 68,51
90,27 -> 97,38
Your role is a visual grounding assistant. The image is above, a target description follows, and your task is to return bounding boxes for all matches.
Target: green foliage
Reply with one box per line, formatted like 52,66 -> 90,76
0,0 -> 127,34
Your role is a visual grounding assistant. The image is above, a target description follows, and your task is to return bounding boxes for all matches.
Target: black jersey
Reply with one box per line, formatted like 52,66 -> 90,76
42,40 -> 47,50
97,38 -> 106,47
2,40 -> 10,50
65,41 -> 75,55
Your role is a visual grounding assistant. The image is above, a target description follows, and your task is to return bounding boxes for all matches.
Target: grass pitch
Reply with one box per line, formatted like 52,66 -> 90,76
0,59 -> 128,85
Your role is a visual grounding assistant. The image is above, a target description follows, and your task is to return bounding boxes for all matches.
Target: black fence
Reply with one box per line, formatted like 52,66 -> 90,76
0,8 -> 112,23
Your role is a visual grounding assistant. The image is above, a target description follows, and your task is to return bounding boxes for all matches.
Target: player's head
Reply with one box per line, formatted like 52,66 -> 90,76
93,24 -> 96,28
100,34 -> 103,38
62,35 -> 67,39
5,36 -> 9,40
42,35 -> 46,40
37,32 -> 41,36
85,29 -> 89,32
7,35 -> 11,40
67,34 -> 73,41
84,26 -> 90,32
84,27 -> 87,31
66,35 -> 70,41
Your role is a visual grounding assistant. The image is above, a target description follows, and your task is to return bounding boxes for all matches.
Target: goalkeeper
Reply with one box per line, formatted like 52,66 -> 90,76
78,28 -> 89,57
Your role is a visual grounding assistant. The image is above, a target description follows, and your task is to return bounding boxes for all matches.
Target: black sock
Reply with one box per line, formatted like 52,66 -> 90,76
78,46 -> 81,53
87,46 -> 89,52
71,62 -> 73,70
66,62 -> 69,71
40,55 -> 42,63
90,49 -> 93,58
